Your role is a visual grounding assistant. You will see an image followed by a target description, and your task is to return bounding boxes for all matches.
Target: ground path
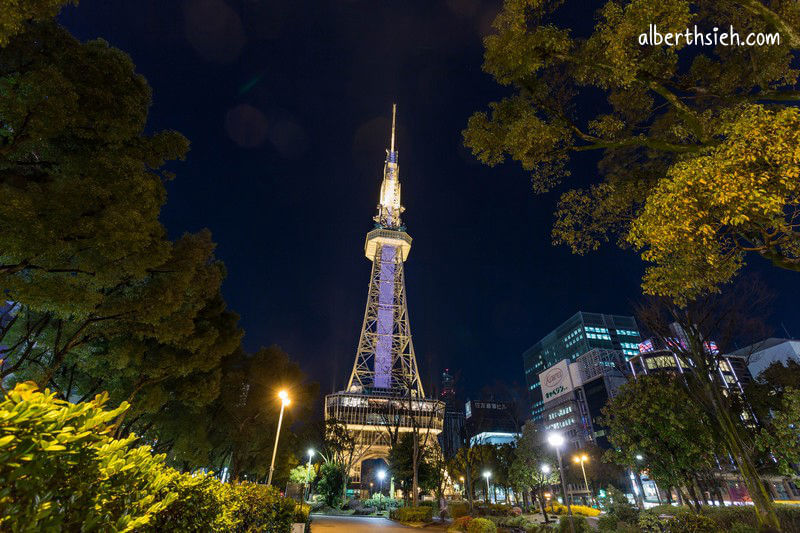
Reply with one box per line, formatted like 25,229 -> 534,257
310,515 -> 448,532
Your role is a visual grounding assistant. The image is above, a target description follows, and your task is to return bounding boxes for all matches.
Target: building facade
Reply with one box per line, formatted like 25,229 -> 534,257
465,398 -> 520,446
538,348 -> 628,450
523,312 -> 641,421
439,369 -> 465,459
730,338 -> 800,378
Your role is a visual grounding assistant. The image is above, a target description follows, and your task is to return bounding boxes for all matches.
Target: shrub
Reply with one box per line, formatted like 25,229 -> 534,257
450,501 -> 471,518
467,517 -> 497,533
451,515 -> 473,532
390,505 -> 434,523
316,462 -> 346,507
569,504 -> 601,517
353,506 -> 376,515
728,523 -> 758,533
697,504 -> 800,531
0,383 -> 176,531
597,515 -> 618,532
664,511 -> 717,533
638,509 -> 668,532
603,486 -> 640,524
617,522 -> 645,533
557,515 -> 590,533
0,383 -> 308,533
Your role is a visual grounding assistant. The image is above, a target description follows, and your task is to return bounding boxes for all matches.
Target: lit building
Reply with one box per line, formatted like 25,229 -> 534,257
538,348 -> 628,450
730,338 -> 800,378
465,399 -> 520,446
523,312 -> 641,421
324,106 -> 443,489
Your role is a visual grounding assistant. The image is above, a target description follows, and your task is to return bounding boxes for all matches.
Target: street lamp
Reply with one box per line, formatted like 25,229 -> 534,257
547,432 -> 574,533
267,390 -> 290,486
303,448 -> 315,500
573,454 -> 593,505
377,470 -> 386,494
483,471 -> 492,504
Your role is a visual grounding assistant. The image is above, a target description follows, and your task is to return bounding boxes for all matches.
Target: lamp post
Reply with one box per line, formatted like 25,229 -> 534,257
304,448 -> 314,501
378,470 -> 386,495
573,454 -> 592,506
483,471 -> 492,504
548,432 -> 574,533
541,464 -> 552,524
267,390 -> 290,486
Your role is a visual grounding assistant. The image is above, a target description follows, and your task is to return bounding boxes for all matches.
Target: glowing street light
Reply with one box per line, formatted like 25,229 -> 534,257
267,390 -> 290,486
573,454 -> 593,505
483,471 -> 492,504
377,469 -> 386,493
547,432 -> 574,533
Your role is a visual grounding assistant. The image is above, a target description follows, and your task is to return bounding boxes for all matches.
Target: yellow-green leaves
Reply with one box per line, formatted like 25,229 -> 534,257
629,105 -> 800,301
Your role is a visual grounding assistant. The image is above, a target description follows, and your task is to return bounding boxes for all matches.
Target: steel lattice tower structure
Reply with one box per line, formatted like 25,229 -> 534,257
325,105 -> 443,487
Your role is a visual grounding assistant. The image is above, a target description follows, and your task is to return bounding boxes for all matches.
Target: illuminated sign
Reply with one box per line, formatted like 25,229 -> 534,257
538,359 -> 575,402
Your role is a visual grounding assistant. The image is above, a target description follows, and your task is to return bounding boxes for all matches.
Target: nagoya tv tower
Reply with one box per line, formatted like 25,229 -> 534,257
325,105 -> 443,489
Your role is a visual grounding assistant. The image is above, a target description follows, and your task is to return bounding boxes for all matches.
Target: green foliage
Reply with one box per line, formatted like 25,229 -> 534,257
363,494 -> 399,511
388,432 -> 437,494
317,462 -> 346,507
289,463 -> 317,485
601,486 -> 639,524
638,509 -> 668,532
0,0 -> 75,46
450,501 -> 471,518
728,523 -> 758,533
601,373 -> 718,492
756,387 -> 800,475
467,516 -> 497,533
664,511 -> 717,533
597,514 -> 618,532
465,0 -> 800,299
390,505 -> 434,523
557,515 -> 589,533
0,382 -> 176,531
0,382 -> 308,532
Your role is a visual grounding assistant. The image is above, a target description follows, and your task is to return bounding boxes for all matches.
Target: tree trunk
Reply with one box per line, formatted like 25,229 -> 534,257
706,382 -> 780,530
539,488 -> 549,523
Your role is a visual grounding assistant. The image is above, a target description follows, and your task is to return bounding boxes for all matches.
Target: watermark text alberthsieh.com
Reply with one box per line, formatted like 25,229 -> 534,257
639,24 -> 780,47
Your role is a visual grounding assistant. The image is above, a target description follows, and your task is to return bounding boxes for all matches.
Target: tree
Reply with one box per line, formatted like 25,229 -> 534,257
464,0 -> 800,301
636,280 -> 780,528
746,360 -> 800,423
206,346 -> 317,483
448,443 -> 497,510
510,422 -> 559,521
756,388 -> 800,476
0,0 -> 75,46
601,373 -> 719,509
564,441 -> 624,504
388,433 -> 436,503
316,462 -> 346,507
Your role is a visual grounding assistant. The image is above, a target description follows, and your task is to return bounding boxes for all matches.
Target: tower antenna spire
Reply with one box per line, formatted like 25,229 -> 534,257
390,103 -> 397,154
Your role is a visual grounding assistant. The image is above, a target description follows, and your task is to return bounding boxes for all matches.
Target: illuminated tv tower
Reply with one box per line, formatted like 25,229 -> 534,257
325,105 -> 443,487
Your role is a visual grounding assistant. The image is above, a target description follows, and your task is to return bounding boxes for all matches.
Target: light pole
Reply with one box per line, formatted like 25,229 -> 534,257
267,390 -> 290,486
540,464 -> 552,524
304,448 -> 314,501
573,454 -> 592,506
483,471 -> 492,504
377,469 -> 386,495
548,432 -> 574,533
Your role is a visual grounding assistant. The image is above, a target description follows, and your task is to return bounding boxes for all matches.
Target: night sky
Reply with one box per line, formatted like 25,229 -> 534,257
61,0 -> 799,410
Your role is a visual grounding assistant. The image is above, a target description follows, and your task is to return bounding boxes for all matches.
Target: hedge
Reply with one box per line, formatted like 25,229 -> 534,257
467,517 -> 496,533
0,382 -> 308,532
390,505 -> 434,522
645,503 -> 800,531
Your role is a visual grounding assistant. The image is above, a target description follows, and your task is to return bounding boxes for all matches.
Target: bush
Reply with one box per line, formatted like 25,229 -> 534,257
617,522 -> 645,533
557,515 -> 590,533
638,509 -> 668,532
511,506 -> 522,516
390,505 -> 434,523
570,504 -> 601,517
602,486 -> 640,524
0,383 -> 307,533
363,494 -> 399,511
728,523 -> 758,533
451,515 -> 473,532
664,511 -> 717,533
467,517 -> 497,533
597,514 -> 618,532
450,502 -> 470,518
316,462 -> 346,507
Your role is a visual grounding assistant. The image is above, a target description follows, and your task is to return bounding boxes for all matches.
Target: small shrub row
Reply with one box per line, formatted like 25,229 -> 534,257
467,517 -> 497,533
546,502 -> 601,517
390,505 -> 433,523
0,383 -> 307,532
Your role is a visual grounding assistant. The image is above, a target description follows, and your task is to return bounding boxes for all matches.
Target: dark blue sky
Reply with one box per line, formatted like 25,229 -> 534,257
61,0 -> 799,405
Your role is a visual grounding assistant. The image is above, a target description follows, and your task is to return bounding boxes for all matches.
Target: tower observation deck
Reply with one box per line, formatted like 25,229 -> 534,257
324,105 -> 444,488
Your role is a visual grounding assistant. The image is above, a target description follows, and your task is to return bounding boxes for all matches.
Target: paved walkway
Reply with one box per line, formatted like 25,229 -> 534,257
311,515 -> 447,532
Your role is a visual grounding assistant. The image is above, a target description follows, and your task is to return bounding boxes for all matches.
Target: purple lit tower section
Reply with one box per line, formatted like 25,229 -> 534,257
374,245 -> 396,388
346,104 -> 424,397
